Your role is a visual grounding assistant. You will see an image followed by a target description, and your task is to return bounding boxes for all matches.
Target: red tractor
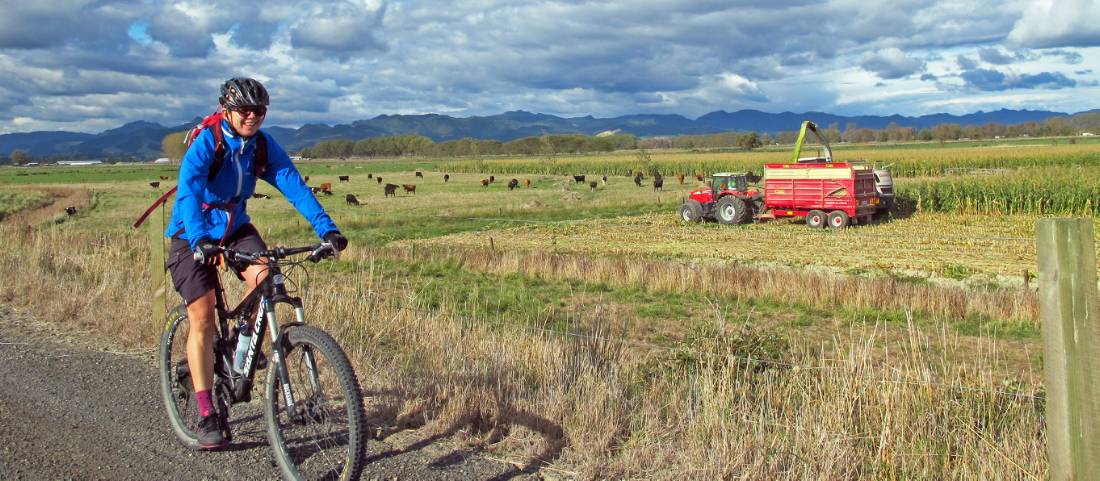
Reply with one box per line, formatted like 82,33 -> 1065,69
678,172 -> 763,224
679,121 -> 883,228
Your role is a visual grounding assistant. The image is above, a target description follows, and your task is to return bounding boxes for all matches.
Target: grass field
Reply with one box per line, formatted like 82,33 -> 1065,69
0,141 -> 1075,479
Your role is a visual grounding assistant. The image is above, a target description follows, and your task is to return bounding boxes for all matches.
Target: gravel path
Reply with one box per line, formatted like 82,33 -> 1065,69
0,308 -> 550,481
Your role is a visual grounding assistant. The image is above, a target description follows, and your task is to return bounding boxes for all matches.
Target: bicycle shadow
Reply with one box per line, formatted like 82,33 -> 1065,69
361,386 -> 566,480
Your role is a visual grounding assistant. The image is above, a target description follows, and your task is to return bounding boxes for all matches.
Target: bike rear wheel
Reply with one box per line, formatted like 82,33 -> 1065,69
264,325 -> 367,481
158,304 -> 202,449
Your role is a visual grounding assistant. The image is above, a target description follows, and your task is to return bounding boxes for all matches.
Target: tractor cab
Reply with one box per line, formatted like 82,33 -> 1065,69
709,172 -> 762,197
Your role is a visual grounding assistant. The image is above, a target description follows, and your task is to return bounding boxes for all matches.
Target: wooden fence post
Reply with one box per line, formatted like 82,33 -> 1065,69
1037,218 -> 1100,481
149,204 -> 167,330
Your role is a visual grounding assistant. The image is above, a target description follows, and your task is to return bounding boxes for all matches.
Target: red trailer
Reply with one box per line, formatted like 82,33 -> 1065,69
761,161 -> 878,227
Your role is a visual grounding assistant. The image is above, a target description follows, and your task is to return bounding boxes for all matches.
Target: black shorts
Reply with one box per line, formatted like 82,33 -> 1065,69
166,224 -> 267,305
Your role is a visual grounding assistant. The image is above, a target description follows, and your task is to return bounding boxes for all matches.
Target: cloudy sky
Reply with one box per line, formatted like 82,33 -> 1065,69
1,0 -> 1098,134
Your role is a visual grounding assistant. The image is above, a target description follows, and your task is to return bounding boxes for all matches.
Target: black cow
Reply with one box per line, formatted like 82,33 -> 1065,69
602,175 -> 608,184
653,176 -> 664,191
368,173 -> 373,179
444,174 -> 450,182
589,181 -> 597,192
338,175 -> 350,182
64,206 -> 77,216
251,193 -> 270,199
384,183 -> 398,197
573,175 -> 585,183
508,178 -> 519,190
346,194 -> 362,206
415,171 -> 423,178
149,181 -> 161,188
634,174 -> 642,187
489,175 -> 495,183
377,177 -> 383,184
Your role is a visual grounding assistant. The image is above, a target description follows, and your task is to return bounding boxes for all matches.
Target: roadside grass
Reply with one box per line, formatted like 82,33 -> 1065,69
0,189 -> 51,219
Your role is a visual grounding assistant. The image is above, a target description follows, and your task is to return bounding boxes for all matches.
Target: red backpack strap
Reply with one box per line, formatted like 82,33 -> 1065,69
132,186 -> 178,228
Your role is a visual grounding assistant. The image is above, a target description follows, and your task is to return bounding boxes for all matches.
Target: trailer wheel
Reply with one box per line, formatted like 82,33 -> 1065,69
716,197 -> 750,225
828,210 -> 850,228
679,200 -> 703,223
806,210 -> 826,228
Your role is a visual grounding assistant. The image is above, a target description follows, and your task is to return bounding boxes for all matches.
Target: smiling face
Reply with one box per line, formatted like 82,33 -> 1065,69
224,105 -> 266,137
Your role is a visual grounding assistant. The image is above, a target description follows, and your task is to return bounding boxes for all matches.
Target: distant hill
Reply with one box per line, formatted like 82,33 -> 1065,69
0,108 -> 1083,160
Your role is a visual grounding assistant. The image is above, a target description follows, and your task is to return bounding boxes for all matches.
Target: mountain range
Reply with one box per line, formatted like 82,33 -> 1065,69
1,108 -> 1091,160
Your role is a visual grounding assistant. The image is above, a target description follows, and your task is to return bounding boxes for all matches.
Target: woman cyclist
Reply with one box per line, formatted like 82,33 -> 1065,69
164,77 -> 348,450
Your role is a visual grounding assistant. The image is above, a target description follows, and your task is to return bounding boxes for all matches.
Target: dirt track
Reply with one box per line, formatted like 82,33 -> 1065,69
0,307 -> 549,481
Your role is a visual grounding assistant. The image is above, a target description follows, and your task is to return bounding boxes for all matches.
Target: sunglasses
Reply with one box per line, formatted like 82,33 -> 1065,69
230,105 -> 267,117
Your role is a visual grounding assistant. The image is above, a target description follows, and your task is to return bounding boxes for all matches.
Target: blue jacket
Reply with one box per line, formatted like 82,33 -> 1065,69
166,120 -> 338,250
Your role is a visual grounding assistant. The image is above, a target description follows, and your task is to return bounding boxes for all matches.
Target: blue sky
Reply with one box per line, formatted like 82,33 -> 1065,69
0,0 -> 1098,134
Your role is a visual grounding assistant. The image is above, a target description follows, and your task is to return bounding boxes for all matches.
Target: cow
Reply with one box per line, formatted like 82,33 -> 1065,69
402,184 -> 416,194
377,177 -> 383,184
150,181 -> 161,188
633,174 -> 642,187
251,193 -> 270,199
508,179 -> 519,190
384,183 -> 398,197
489,175 -> 495,183
573,175 -> 585,183
481,178 -> 490,186
677,173 -> 685,184
444,174 -> 450,183
304,176 -> 310,183
310,187 -> 322,194
524,179 -> 530,188
346,194 -> 363,206
322,189 -> 333,196
368,173 -> 373,179
627,169 -> 633,176
64,206 -> 77,216
415,171 -> 423,178
159,175 -> 169,180
696,174 -> 704,182
318,182 -> 332,192
589,181 -> 597,192
602,175 -> 607,185
653,176 -> 664,191
338,175 -> 350,182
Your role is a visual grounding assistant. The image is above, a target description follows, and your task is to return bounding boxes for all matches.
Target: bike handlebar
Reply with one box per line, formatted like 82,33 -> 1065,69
193,242 -> 337,265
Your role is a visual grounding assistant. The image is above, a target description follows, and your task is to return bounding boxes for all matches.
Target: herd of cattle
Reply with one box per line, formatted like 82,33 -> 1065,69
147,169 -> 683,207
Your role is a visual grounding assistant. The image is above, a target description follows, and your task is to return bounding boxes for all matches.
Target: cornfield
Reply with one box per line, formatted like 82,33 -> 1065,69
898,166 -> 1100,215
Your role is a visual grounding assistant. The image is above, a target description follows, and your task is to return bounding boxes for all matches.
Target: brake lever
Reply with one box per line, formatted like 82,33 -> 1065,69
307,242 -> 336,263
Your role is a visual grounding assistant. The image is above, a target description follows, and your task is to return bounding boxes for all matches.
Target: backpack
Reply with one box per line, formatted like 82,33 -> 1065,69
133,111 -> 268,229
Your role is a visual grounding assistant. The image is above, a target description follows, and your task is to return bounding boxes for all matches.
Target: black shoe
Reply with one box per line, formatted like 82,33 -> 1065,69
196,414 -> 229,451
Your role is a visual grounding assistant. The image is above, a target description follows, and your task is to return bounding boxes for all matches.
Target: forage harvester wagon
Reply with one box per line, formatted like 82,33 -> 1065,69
678,121 -> 884,228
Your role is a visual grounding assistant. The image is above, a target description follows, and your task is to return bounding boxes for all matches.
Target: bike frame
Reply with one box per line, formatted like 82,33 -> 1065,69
211,256 -> 321,420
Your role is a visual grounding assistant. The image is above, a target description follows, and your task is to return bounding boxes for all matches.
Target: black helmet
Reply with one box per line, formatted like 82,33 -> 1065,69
220,77 -> 269,108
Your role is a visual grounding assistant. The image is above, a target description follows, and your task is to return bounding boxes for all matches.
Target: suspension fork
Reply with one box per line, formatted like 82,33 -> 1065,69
269,299 -> 312,417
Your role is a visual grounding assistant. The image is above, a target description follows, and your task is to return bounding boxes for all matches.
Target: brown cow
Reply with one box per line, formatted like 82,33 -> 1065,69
159,175 -> 169,180
524,179 -> 530,188
384,183 -> 398,197
402,184 -> 416,194
346,194 -> 363,205
319,182 -> 332,191
338,175 -> 350,182
481,179 -> 489,186
677,173 -> 685,184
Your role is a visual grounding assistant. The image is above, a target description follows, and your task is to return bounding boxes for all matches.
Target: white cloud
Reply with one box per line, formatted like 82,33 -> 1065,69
859,48 -> 927,79
1007,0 -> 1100,48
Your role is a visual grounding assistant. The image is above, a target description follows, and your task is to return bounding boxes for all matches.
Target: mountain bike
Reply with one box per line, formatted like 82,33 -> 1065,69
157,242 -> 366,481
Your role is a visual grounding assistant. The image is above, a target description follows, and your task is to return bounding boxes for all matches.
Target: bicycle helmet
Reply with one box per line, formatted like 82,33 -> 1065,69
220,77 -> 269,108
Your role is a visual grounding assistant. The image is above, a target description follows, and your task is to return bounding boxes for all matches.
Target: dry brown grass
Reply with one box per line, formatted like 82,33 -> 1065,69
0,217 -> 1046,479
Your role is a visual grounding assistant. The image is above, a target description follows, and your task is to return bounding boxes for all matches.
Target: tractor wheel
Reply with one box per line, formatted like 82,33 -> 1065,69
716,197 -> 750,225
679,200 -> 703,223
806,210 -> 826,228
827,210 -> 850,228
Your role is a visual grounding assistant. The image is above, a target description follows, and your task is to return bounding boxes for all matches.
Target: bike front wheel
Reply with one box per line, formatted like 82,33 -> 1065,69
264,325 -> 367,481
158,304 -> 202,449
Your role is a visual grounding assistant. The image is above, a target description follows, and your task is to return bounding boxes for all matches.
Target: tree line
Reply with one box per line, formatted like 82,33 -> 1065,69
299,133 -> 639,159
